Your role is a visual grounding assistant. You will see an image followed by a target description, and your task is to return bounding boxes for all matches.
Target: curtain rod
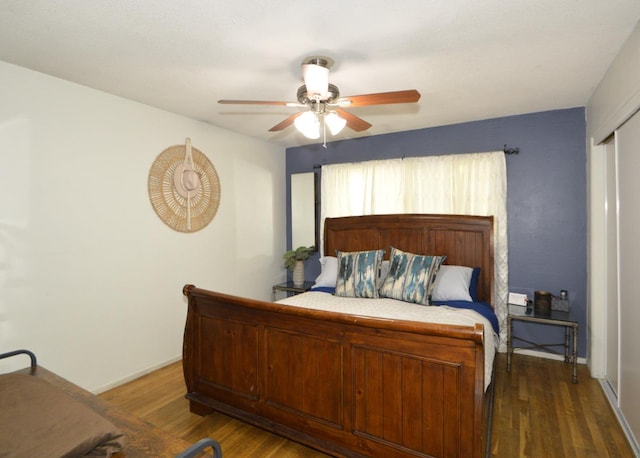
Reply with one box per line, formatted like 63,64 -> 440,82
503,145 -> 520,155
311,145 -> 520,169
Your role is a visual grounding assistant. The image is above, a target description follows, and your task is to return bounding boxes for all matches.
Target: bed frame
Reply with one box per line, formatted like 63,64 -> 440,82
182,214 -> 495,457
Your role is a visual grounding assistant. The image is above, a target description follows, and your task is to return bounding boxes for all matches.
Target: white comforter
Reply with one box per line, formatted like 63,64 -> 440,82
277,291 -> 497,390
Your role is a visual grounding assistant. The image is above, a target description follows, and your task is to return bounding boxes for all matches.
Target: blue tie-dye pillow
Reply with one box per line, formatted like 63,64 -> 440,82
379,246 -> 446,305
335,249 -> 385,298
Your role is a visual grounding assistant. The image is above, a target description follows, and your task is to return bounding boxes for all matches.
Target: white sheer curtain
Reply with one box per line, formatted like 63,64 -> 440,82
321,151 -> 508,350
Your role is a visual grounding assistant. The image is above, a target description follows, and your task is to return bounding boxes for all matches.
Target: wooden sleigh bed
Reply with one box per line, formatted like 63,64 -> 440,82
182,214 -> 497,458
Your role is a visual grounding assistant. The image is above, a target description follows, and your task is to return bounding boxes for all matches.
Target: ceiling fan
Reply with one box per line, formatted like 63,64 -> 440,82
218,56 -> 421,141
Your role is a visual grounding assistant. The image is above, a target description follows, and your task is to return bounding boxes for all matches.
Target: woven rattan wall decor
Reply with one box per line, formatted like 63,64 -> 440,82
148,138 -> 221,233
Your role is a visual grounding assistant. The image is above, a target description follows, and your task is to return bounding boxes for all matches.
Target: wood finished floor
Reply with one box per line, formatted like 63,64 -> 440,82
99,353 -> 635,457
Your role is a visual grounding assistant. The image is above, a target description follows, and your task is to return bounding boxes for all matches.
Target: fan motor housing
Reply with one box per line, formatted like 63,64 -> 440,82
297,84 -> 340,105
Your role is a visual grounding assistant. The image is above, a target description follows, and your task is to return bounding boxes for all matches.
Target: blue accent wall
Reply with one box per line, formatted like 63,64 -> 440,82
286,107 -> 587,357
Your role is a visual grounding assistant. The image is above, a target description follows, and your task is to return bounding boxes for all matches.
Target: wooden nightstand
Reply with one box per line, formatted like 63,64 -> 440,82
271,281 -> 315,301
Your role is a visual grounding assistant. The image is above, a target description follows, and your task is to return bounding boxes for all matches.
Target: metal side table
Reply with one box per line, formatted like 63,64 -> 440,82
271,280 -> 314,301
506,304 -> 579,383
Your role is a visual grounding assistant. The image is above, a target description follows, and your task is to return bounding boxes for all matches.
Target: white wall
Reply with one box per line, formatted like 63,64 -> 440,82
0,61 -> 286,393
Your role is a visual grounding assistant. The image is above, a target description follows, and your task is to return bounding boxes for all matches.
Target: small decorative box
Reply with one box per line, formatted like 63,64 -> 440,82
551,296 -> 569,312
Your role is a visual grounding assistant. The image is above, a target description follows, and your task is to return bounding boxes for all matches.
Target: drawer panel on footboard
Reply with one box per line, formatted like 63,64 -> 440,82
263,326 -> 343,428
195,315 -> 260,406
347,333 -> 480,458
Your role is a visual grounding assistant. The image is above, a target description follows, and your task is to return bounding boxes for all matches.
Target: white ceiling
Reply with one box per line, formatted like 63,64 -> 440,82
1,1 -> 639,148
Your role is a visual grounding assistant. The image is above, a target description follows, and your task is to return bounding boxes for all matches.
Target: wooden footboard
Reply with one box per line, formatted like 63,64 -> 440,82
182,285 -> 489,458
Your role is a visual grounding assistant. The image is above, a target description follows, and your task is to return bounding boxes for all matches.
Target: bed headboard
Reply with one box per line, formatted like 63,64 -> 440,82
324,213 -> 495,306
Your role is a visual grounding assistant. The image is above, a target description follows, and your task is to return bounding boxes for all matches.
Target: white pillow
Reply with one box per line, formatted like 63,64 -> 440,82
431,265 -> 473,301
313,256 -> 338,287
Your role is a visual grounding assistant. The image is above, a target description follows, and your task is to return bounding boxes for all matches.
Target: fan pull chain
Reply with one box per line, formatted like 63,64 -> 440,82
322,116 -> 328,149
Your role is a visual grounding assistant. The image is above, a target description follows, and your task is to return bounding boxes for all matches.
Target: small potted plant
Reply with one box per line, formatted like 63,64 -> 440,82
283,246 -> 315,286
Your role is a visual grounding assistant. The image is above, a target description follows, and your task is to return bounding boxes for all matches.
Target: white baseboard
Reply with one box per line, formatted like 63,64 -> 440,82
600,379 -> 640,456
92,354 -> 182,395
510,348 -> 587,365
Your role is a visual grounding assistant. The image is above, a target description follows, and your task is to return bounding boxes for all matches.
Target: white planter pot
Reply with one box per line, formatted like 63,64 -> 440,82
292,260 -> 305,287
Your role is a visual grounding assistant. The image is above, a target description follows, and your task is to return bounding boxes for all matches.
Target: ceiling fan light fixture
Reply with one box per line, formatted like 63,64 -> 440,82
325,111 -> 346,135
301,63 -> 329,99
294,111 -> 320,139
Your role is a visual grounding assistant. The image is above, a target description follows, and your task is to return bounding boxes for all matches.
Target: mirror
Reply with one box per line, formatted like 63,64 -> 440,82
291,172 -> 317,250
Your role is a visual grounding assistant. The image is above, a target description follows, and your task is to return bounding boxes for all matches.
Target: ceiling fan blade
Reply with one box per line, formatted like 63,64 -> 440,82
268,112 -> 304,132
335,108 -> 372,132
338,89 -> 421,107
218,99 -> 300,107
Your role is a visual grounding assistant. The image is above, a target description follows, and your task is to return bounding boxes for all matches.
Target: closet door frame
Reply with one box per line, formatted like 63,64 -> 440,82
604,137 -> 618,397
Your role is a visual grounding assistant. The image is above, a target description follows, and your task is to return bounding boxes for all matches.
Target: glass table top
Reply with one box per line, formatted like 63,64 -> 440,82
508,304 -> 577,323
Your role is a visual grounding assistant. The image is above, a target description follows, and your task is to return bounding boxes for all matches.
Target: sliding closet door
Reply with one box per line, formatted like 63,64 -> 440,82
616,110 -> 640,442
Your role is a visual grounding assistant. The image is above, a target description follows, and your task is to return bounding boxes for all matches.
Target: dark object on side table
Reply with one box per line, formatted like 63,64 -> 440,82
534,290 -> 552,315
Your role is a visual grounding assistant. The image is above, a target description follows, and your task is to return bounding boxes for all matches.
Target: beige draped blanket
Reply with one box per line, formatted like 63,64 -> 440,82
0,373 -> 125,457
